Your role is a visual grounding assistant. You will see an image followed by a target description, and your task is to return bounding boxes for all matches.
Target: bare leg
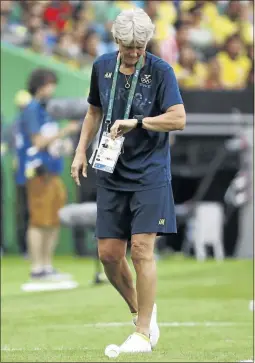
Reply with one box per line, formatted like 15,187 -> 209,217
41,227 -> 59,270
98,238 -> 138,313
131,233 -> 157,337
27,226 -> 44,273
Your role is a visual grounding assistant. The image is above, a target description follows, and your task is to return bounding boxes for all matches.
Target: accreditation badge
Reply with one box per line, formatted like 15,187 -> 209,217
89,132 -> 124,173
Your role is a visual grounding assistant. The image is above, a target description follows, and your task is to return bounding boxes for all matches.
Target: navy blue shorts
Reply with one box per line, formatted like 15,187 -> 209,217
96,183 -> 177,240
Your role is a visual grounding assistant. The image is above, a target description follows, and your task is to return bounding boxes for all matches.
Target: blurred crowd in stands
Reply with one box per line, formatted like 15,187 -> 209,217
1,0 -> 253,90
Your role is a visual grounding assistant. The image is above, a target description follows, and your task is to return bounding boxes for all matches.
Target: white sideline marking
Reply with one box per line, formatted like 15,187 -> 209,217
15,321 -> 248,330
72,321 -> 249,328
1,347 -> 87,352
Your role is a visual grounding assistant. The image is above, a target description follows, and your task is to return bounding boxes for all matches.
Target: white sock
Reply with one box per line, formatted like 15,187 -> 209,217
31,266 -> 43,274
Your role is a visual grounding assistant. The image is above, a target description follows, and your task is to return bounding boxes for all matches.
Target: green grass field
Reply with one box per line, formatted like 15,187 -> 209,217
1,255 -> 253,362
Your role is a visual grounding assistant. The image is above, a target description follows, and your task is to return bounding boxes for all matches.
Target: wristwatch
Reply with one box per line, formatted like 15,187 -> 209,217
134,115 -> 144,129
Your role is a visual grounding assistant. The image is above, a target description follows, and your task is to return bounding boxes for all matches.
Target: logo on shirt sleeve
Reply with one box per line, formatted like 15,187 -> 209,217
104,72 -> 112,79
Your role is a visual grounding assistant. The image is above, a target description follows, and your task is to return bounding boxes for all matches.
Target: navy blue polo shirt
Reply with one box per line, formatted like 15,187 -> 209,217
87,51 -> 183,191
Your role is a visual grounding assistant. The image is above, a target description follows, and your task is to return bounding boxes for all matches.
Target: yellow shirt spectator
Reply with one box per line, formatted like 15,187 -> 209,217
158,1 -> 177,26
154,2 -> 177,42
211,0 -> 253,46
211,15 -> 239,46
181,1 -> 219,25
172,45 -> 207,89
181,1 -> 252,46
210,16 -> 252,47
216,51 -> 251,89
203,2 -> 219,25
173,61 -> 207,89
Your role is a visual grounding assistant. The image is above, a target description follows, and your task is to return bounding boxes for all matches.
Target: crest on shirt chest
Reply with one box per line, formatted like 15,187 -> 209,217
140,74 -> 152,88
141,74 -> 151,84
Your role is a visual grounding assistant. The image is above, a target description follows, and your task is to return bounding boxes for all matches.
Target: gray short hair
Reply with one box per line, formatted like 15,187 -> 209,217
111,8 -> 155,46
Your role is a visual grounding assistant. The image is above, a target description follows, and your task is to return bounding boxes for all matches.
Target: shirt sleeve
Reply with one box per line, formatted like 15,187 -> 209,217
87,62 -> 102,107
23,105 -> 41,135
157,66 -> 183,113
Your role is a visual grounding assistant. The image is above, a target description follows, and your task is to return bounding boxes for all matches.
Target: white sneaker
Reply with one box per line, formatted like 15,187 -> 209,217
119,333 -> 152,353
132,303 -> 160,349
150,303 -> 160,348
44,269 -> 72,281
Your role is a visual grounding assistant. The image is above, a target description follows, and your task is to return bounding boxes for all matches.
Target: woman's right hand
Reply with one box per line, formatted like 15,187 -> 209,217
71,150 -> 88,186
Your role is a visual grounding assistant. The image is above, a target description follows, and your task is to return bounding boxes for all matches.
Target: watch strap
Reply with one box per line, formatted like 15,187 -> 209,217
134,115 -> 144,129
